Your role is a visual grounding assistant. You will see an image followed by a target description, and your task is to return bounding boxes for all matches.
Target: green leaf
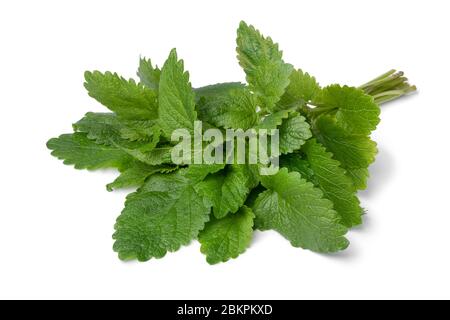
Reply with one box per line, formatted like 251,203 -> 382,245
277,69 -> 320,110
244,184 -> 266,208
346,168 -> 370,191
197,88 -> 258,130
199,206 -> 254,264
91,124 -> 163,165
236,21 -> 293,111
137,58 -> 161,91
158,49 -> 197,138
182,163 -> 226,183
281,140 -> 363,227
315,85 -> 380,135
62,115 -> 164,172
196,165 -> 259,219
118,145 -> 173,166
312,115 -> 377,190
280,156 -> 313,180
84,71 -> 158,120
113,166 -> 215,261
279,113 -> 312,154
106,161 -> 176,191
47,133 -> 131,170
252,168 -> 349,253
195,82 -> 245,101
313,116 -> 377,168
73,112 -> 121,145
73,112 -> 157,145
256,109 -> 292,130
119,119 -> 160,142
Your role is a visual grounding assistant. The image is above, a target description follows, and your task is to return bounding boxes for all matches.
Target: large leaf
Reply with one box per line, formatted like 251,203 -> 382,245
312,115 -> 377,190
281,140 -> 363,227
113,165 -> 220,261
252,168 -> 349,253
314,85 -> 380,135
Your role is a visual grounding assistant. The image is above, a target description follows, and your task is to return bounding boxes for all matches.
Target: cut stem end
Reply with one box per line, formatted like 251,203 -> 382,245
359,70 -> 417,105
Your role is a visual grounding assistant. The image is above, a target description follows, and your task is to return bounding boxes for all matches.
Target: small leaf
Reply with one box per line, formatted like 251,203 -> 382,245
196,165 -> 259,219
158,49 -> 197,138
137,58 -> 161,91
199,206 -> 255,264
236,21 -> 293,111
256,109 -> 292,130
277,69 -> 320,110
195,82 -> 245,101
197,88 -> 258,130
47,133 -> 131,170
73,112 -> 157,145
279,113 -> 312,154
107,161 -> 176,191
84,71 -> 158,120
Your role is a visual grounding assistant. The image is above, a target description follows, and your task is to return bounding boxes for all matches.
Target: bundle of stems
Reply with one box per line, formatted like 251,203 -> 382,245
359,69 -> 416,105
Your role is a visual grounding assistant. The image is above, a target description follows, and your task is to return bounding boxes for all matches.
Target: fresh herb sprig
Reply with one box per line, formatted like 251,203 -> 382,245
47,21 -> 416,264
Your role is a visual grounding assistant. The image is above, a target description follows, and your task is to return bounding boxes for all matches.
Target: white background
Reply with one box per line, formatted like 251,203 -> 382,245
1,0 -> 449,300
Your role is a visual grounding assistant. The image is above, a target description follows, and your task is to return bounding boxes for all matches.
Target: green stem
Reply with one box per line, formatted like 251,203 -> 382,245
358,70 -> 416,105
359,69 -> 397,90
